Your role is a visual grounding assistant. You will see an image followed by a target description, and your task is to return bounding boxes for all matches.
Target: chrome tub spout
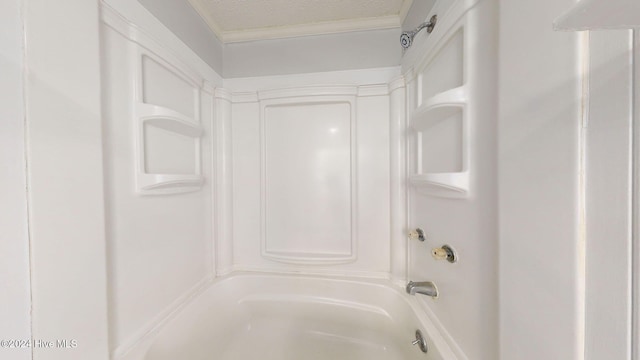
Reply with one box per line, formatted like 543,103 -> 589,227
406,281 -> 438,298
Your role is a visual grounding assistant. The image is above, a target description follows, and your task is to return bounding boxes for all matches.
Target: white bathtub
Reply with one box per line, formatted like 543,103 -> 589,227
125,273 -> 457,360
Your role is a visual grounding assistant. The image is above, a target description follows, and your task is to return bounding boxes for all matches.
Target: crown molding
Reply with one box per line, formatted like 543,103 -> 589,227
222,15 -> 400,43
188,0 -> 406,44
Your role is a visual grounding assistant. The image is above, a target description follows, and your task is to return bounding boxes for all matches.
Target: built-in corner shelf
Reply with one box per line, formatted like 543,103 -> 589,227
409,85 -> 470,198
408,172 -> 469,198
416,86 -> 467,116
135,104 -> 204,195
131,45 -> 205,196
411,86 -> 466,130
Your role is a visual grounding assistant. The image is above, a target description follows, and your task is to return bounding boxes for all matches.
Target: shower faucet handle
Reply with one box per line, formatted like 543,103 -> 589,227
431,244 -> 457,263
408,228 -> 426,242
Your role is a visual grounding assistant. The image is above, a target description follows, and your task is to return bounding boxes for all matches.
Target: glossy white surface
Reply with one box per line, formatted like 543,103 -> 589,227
100,6 -> 221,356
134,47 -> 204,195
417,107 -> 463,174
125,273 -> 456,360
418,30 -> 464,104
0,1 -> 31,359
389,77 -> 408,282
405,1 -> 471,199
214,89 -> 235,276
402,1 -> 498,358
230,79 -> 392,276
263,102 -> 354,262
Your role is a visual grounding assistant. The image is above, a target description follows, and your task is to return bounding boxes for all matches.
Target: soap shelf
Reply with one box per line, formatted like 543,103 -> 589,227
408,172 -> 469,198
135,103 -> 204,195
137,174 -> 203,194
409,85 -> 469,198
139,104 -> 203,137
418,85 -> 466,112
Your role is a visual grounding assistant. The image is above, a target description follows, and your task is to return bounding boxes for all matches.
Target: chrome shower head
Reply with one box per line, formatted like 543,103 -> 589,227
400,14 -> 438,49
400,32 -> 414,49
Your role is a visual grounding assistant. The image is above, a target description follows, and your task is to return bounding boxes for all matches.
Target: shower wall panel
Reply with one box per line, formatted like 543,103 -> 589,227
402,0 -> 498,358
262,100 -> 356,264
100,2 -> 223,356
227,73 -> 396,277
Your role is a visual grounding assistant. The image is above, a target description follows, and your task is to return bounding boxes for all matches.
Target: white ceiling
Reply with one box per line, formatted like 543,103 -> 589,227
188,0 -> 414,43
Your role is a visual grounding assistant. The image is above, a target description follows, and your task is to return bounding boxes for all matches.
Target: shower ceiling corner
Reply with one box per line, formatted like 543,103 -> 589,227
187,0 -> 415,43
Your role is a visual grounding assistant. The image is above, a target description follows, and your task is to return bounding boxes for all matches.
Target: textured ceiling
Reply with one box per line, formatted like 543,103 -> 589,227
188,0 -> 413,42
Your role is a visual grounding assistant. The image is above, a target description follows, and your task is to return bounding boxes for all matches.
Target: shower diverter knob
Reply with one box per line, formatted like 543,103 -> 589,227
431,245 -> 457,263
408,228 -> 426,242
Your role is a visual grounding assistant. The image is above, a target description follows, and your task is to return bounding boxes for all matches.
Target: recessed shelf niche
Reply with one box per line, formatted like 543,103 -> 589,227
410,24 -> 469,198
134,48 -> 204,195
410,103 -> 469,197
418,30 -> 464,106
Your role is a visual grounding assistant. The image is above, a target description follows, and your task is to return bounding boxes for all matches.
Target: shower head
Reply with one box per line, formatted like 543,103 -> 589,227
400,15 -> 437,49
400,32 -> 413,49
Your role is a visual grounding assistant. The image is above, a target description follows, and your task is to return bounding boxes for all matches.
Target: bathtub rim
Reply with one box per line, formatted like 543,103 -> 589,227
113,271 -> 466,360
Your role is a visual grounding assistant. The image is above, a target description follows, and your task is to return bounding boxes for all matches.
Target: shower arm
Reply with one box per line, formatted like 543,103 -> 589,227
400,14 -> 438,49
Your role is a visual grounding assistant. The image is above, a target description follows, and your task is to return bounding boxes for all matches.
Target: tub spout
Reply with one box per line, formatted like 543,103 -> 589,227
406,281 -> 438,298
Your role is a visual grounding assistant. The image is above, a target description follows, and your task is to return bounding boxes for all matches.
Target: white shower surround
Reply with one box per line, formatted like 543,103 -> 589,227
100,0 -> 489,359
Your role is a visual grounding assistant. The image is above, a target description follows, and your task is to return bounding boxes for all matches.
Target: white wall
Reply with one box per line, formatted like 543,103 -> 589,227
584,30 -> 634,360
23,0 -> 110,359
498,0 -> 583,359
224,29 -> 403,78
0,1 -> 32,359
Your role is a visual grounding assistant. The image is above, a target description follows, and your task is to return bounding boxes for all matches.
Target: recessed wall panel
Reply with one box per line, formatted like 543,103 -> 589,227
142,55 -> 196,118
263,102 -> 353,260
419,30 -> 463,103
135,50 -> 204,195
144,123 -> 197,174
419,109 -> 463,173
